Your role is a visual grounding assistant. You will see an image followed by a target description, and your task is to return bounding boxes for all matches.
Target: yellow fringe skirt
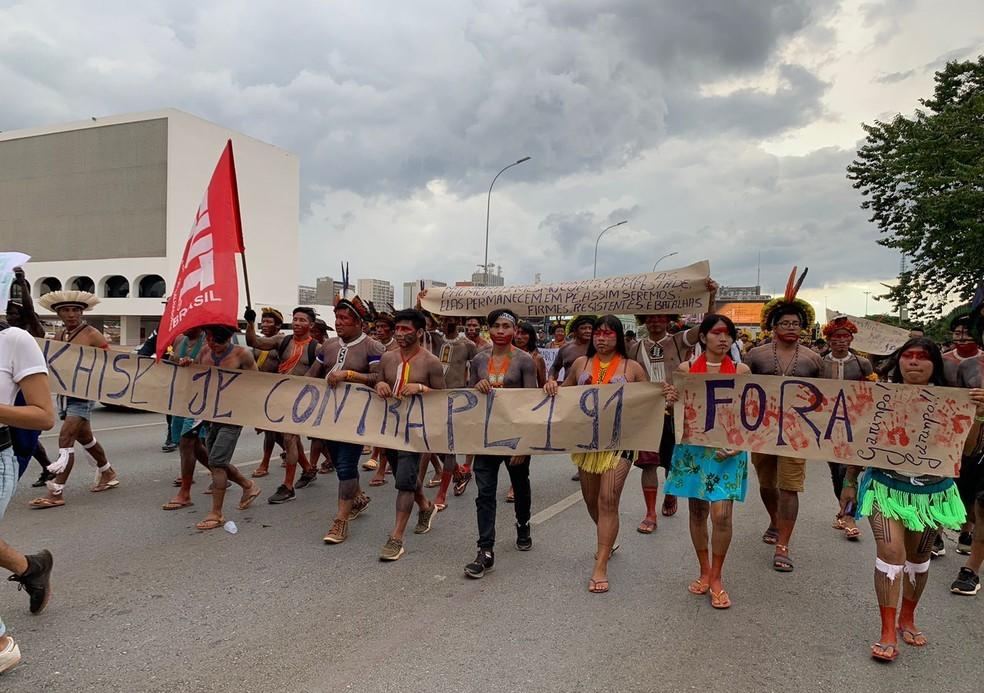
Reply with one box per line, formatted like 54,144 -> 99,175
571,450 -> 635,474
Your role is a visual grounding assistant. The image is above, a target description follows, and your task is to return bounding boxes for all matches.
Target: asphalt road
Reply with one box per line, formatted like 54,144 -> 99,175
1,407 -> 982,692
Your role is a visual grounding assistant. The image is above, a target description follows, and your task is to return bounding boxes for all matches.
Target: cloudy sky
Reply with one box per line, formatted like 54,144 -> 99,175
2,0 -> 982,314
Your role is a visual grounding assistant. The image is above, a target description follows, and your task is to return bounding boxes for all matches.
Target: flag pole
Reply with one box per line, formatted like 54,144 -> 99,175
225,139 -> 253,310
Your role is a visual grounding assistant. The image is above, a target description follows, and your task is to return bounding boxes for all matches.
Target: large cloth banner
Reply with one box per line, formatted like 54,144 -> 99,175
0,251 -> 30,312
41,340 -> 666,456
674,372 -> 976,477
156,140 -> 245,359
420,261 -> 711,317
826,309 -> 911,356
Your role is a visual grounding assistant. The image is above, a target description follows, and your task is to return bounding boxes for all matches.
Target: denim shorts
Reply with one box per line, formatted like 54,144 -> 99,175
169,416 -> 205,442
326,441 -> 363,482
205,423 -> 242,469
0,447 -> 17,521
60,396 -> 93,421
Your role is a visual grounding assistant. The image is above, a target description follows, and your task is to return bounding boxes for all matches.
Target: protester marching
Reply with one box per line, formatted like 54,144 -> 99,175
2,130 -> 984,681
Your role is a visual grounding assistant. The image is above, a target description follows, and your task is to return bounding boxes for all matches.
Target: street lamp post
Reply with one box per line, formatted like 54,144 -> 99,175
483,156 -> 531,286
864,291 -> 871,316
652,251 -> 679,271
592,220 -> 628,278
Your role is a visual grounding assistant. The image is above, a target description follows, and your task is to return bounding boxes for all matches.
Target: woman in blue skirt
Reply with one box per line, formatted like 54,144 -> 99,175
666,314 -> 749,609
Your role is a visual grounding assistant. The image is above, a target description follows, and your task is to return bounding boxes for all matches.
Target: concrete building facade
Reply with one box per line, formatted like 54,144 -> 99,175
356,278 -> 394,310
0,108 -> 301,343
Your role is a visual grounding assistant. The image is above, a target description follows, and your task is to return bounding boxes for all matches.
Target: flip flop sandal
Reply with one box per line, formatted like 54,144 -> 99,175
844,527 -> 861,541
588,578 -> 610,594
762,527 -> 780,545
688,579 -> 710,595
661,497 -> 678,517
434,502 -> 447,512
91,479 -> 120,493
318,462 -> 334,474
162,500 -> 193,510
832,516 -> 847,529
238,484 -> 262,510
196,517 -> 225,531
426,477 -> 442,488
898,627 -> 927,647
251,468 -> 270,478
453,472 -> 472,496
29,497 -> 66,509
369,478 -> 387,487
637,518 -> 657,534
871,642 -> 899,662
362,458 -> 379,471
772,547 -> 794,572
204,481 -> 233,495
710,589 -> 732,609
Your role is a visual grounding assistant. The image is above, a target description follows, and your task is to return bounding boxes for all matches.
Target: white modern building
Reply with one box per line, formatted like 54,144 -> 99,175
0,108 -> 303,344
356,278 -> 394,311
402,279 -> 447,309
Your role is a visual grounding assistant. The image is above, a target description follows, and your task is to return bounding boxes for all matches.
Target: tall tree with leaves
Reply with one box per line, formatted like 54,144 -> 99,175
847,57 -> 984,321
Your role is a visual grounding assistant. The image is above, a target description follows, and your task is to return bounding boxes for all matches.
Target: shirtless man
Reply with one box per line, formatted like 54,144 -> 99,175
30,291 -> 117,508
952,299 -> 984,594
370,310 -> 446,560
308,296 -> 386,545
417,309 -> 481,504
184,325 -> 261,529
547,322 -> 567,350
745,301 -> 822,572
251,308 -> 285,479
549,314 -> 595,481
464,309 -> 538,579
943,314 -> 982,387
820,317 -> 873,541
364,312 -> 398,476
464,316 -> 490,351
246,306 -> 320,502
308,317 -> 334,475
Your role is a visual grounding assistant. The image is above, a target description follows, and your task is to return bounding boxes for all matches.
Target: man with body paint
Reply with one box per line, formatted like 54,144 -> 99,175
549,315 -> 596,481
30,291 -> 116,509
185,325 -> 261,530
743,269 -> 821,572
369,310 -> 446,561
307,295 -> 385,545
820,316 -> 873,542
463,309 -> 538,578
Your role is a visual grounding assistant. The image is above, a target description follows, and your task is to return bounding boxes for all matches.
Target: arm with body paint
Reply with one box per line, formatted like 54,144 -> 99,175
245,321 -> 283,351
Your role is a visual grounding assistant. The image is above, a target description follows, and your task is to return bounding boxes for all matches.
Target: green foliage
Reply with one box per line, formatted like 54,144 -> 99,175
847,57 -> 984,322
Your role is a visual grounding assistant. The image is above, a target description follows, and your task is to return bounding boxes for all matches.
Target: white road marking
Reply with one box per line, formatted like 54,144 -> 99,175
529,490 -> 582,525
40,421 -> 167,438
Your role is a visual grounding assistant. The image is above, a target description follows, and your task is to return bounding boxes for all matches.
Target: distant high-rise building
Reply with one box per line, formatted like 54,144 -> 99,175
316,276 -> 340,304
298,284 -> 317,304
402,279 -> 447,309
472,263 -> 504,287
356,278 -> 395,309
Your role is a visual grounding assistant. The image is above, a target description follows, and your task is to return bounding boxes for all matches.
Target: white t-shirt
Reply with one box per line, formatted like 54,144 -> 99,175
0,326 -> 48,406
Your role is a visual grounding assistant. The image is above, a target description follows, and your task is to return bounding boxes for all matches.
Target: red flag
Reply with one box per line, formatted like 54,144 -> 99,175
156,140 -> 245,359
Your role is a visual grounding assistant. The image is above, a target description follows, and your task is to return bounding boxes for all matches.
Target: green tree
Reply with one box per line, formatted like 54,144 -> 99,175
847,57 -> 984,322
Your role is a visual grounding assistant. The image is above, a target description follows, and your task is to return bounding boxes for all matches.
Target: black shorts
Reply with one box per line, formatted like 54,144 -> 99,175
958,453 -> 984,508
391,450 -> 422,492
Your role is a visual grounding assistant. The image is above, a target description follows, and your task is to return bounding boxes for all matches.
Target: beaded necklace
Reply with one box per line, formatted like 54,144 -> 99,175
590,354 -> 622,384
772,342 -> 799,376
210,342 -> 234,367
488,347 -> 515,388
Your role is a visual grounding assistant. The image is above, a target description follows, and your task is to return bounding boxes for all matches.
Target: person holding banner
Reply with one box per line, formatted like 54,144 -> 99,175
30,291 -> 117,509
665,314 -> 749,609
369,310 -> 446,561
545,315 -> 651,593
186,325 -> 262,530
245,307 -> 321,503
250,308 -> 289,479
309,295 -> 385,546
550,315 -> 596,482
839,338 -> 980,662
820,316 -> 874,541
464,309 -> 538,579
744,270 -> 821,572
363,311 -> 398,481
